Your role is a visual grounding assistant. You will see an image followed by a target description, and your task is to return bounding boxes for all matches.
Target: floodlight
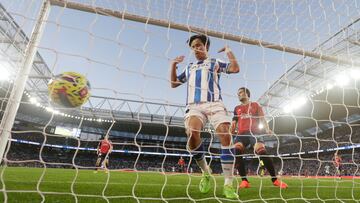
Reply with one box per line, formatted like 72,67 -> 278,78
29,97 -> 37,104
293,97 -> 307,107
326,83 -> 334,90
45,107 -> 54,112
350,69 -> 360,80
335,74 -> 349,86
0,67 -> 10,81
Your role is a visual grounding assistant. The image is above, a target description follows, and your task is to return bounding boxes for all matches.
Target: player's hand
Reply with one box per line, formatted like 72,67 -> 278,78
172,55 -> 185,65
218,45 -> 231,53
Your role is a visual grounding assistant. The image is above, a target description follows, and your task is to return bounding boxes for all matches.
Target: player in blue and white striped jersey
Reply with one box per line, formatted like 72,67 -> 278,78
170,34 -> 240,199
176,57 -> 230,104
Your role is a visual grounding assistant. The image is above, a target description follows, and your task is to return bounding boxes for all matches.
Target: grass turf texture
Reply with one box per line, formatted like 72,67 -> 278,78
0,167 -> 359,202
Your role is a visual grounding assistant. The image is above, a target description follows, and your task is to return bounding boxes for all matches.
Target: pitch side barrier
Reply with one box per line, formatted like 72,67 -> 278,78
10,138 -> 360,159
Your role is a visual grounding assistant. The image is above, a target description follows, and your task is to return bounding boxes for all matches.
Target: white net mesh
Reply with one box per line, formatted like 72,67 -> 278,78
0,0 -> 359,202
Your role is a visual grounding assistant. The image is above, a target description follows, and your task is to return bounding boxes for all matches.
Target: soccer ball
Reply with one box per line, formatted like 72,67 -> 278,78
48,72 -> 91,107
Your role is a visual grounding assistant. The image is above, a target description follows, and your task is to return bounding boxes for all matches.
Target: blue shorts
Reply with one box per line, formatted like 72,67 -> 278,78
234,134 -> 264,149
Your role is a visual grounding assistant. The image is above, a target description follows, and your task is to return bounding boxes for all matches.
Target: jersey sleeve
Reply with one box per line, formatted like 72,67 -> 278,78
255,102 -> 265,117
177,64 -> 190,83
216,59 -> 230,73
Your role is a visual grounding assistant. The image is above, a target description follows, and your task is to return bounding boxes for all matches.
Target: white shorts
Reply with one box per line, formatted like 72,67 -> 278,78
184,101 -> 232,130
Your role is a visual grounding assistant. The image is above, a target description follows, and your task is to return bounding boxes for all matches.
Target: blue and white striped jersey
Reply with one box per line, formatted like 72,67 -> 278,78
177,58 -> 230,104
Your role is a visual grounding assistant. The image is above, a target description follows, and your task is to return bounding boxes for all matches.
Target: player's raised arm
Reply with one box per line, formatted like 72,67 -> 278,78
170,55 -> 185,88
218,46 -> 240,73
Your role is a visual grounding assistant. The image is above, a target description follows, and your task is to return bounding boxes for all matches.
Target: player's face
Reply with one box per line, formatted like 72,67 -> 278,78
190,38 -> 208,60
238,89 -> 248,103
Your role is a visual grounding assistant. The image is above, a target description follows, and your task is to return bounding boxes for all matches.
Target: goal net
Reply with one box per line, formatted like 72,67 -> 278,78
0,0 -> 359,202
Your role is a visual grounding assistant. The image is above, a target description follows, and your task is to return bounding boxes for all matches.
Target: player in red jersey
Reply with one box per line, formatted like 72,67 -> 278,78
232,87 -> 287,189
333,152 -> 342,178
95,137 -> 113,173
178,156 -> 186,173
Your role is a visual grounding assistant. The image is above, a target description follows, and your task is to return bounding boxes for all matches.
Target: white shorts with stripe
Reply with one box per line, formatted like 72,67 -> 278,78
184,101 -> 232,130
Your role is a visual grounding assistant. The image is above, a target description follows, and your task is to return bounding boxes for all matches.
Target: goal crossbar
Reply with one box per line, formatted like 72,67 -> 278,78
49,0 -> 360,67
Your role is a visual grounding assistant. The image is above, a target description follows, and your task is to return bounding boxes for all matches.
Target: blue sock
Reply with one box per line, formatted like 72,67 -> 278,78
221,146 -> 235,185
190,142 -> 209,173
191,142 -> 205,161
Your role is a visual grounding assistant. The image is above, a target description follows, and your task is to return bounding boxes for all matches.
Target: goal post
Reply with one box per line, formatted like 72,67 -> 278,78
0,0 -> 51,165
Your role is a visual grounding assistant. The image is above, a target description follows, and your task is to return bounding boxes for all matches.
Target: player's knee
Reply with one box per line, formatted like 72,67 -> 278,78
216,123 -> 232,146
186,116 -> 203,135
190,129 -> 201,137
254,142 -> 266,155
234,142 -> 245,154
186,123 -> 202,138
187,132 -> 201,150
216,123 -> 230,136
187,128 -> 201,142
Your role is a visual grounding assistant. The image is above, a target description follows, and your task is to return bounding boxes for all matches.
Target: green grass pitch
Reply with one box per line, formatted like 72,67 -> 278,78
0,167 -> 359,202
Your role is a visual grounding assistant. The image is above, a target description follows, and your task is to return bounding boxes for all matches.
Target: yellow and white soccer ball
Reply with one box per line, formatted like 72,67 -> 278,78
48,72 -> 90,107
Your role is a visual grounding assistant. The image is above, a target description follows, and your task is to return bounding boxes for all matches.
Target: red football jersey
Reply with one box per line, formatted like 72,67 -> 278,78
99,140 -> 112,154
178,158 -> 185,166
334,156 -> 342,167
233,102 -> 264,135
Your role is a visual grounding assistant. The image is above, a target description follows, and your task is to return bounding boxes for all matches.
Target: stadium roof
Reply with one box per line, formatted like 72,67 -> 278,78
259,17 -> 360,118
258,18 -> 360,133
0,3 -> 185,128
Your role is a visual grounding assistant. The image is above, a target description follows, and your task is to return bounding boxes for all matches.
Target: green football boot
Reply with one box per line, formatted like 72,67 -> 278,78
199,172 -> 211,193
223,184 -> 239,199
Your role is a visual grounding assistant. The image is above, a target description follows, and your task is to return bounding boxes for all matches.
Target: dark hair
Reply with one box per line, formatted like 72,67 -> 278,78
238,87 -> 250,98
187,34 -> 210,51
